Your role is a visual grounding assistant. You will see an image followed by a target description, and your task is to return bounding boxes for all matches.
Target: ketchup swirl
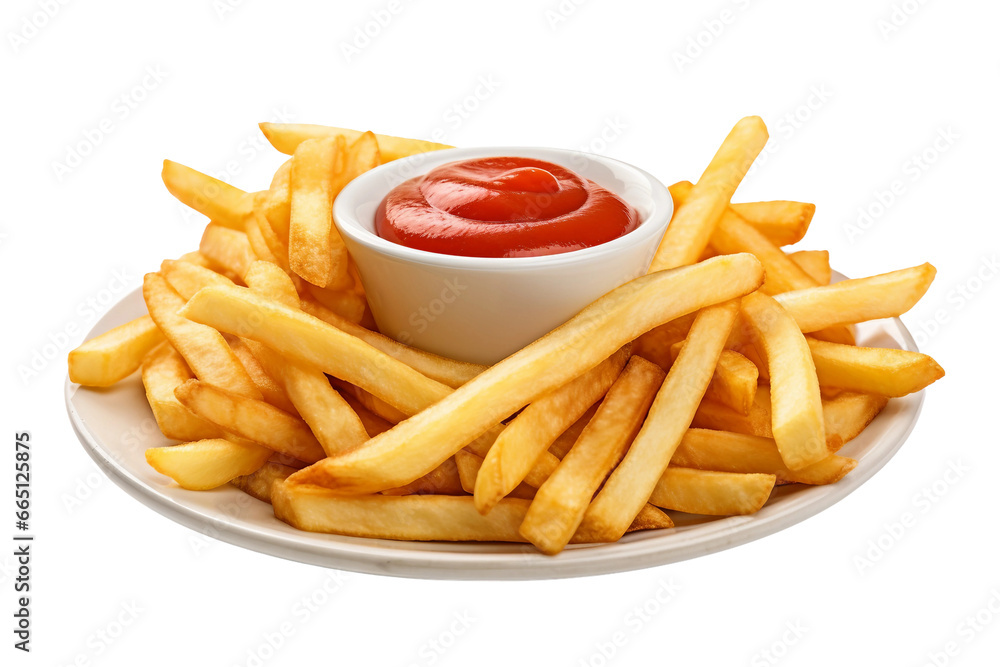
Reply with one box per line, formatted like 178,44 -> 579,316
375,157 -> 640,258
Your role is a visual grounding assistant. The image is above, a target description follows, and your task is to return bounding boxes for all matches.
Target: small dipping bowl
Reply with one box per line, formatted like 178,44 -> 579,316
333,146 -> 672,365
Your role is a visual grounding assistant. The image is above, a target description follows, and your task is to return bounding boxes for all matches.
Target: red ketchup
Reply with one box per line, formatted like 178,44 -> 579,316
375,157 -> 640,258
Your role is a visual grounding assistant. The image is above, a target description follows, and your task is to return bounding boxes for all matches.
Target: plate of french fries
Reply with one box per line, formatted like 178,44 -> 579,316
65,117 -> 944,579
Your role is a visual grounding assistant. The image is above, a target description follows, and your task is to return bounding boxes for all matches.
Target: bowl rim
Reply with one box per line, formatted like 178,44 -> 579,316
333,146 -> 673,271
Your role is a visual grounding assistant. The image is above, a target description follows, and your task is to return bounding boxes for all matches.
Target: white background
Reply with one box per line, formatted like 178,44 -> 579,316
2,0 -> 998,665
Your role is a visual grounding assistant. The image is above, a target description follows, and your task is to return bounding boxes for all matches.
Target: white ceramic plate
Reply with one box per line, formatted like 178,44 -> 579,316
66,284 -> 924,580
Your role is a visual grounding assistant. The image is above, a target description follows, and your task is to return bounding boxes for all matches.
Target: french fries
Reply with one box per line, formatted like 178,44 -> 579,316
789,250 -> 832,285
808,338 -> 945,397
243,261 -> 370,457
463,425 -> 563,489
287,131 -> 382,290
381,458 -> 465,497
161,257 -> 233,298
302,283 -> 367,323
670,343 -> 758,415
288,254 -> 764,495
647,468 -> 775,515
260,123 -> 451,161
300,298 -> 484,388
198,224 -> 257,280
740,292 -> 826,470
692,386 -> 773,436
253,208 -> 293,276
631,312 -> 697,370
174,379 -> 325,464
342,394 -> 394,438
179,284 -> 452,416
671,429 -> 857,485
141,343 -> 221,442
580,299 -> 741,541
670,180 -> 815,294
231,462 -> 297,503
288,138 -> 345,288
273,482 -> 670,543
260,169 -> 293,278
228,338 -> 297,415
474,349 -> 629,514
730,200 -> 815,246
520,356 -> 666,554
162,160 -> 255,230
456,450 -> 536,500
69,315 -> 164,386
146,438 -> 272,491
70,118 -> 945,557
649,116 -> 769,271
824,392 -> 890,452
774,263 -> 936,332
244,213 -> 278,265
692,384 -> 890,452
142,273 -> 261,399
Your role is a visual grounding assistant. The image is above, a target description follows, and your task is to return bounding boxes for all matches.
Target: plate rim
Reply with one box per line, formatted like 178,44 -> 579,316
65,285 -> 925,580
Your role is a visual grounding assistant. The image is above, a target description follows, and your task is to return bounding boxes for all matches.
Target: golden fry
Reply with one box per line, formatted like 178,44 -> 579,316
243,261 -> 370,457
730,200 -> 815,246
649,117 -> 769,271
286,254 -> 764,495
161,160 -> 254,229
231,462 -> 298,503
474,349 -> 629,514
741,292 -> 826,470
180,284 -> 452,416
774,264 -> 936,332
580,299 -> 740,541
289,136 -> 350,288
143,273 -> 261,399
808,338 -> 945,397
273,483 -> 669,543
174,379 -> 325,464
671,180 -> 815,294
789,250 -> 832,285
824,392 -> 890,452
302,284 -> 367,324
648,468 -> 775,515
141,343 -> 221,442
68,315 -> 164,387
301,298 -> 485,389
381,458 -> 465,496
693,385 -> 773,436
672,429 -> 857,485
520,357 -> 666,554
199,224 -> 255,281
146,438 -> 272,491
260,123 -> 451,161
227,337 -> 297,415
670,343 -> 758,415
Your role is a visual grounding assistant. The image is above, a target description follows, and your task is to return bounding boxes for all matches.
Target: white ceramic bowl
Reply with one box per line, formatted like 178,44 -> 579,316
334,146 -> 672,365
